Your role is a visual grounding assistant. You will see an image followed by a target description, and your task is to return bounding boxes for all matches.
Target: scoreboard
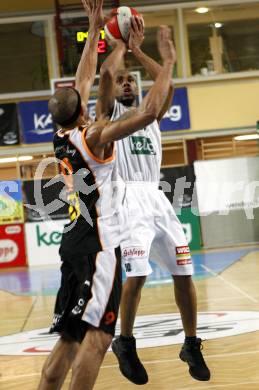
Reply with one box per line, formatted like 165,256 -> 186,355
76,29 -> 107,54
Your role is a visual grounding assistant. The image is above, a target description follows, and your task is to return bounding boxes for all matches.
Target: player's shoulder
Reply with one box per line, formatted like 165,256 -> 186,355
86,118 -> 110,140
53,130 -> 69,157
53,130 -> 60,145
53,129 -> 65,145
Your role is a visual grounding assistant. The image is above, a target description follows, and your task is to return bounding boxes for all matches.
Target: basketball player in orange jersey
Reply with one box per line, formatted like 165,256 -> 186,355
96,16 -> 210,385
37,2 -> 176,390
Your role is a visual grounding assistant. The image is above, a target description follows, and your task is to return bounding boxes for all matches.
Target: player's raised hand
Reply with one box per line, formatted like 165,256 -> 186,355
157,25 -> 176,64
81,0 -> 105,28
128,15 -> 144,50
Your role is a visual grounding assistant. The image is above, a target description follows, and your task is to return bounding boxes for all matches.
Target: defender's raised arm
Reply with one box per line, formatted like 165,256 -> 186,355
75,0 -> 105,106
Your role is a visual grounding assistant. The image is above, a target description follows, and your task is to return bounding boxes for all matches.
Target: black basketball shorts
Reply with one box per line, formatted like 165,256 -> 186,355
50,247 -> 121,342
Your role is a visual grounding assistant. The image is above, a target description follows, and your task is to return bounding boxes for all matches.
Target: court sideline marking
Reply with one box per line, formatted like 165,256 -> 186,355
200,264 -> 258,303
20,295 -> 39,332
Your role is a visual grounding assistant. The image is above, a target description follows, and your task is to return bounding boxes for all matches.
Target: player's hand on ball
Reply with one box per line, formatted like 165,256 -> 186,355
128,16 -> 144,50
157,25 -> 177,64
106,35 -> 126,51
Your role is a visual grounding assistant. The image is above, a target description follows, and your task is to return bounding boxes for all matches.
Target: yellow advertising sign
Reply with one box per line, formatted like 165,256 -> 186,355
0,181 -> 24,225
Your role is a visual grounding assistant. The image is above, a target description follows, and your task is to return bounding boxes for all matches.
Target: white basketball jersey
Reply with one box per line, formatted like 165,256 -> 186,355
56,127 -> 125,253
111,101 -> 162,183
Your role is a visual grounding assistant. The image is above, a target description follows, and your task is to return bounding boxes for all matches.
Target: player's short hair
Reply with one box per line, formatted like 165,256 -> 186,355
48,87 -> 82,127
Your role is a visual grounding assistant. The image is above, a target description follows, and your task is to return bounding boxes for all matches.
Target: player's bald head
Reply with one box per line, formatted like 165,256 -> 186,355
48,87 -> 82,128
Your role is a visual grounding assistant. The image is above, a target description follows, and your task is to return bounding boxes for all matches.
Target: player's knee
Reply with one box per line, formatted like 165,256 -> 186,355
173,275 -> 193,290
88,328 -> 112,355
71,331 -> 111,376
71,358 -> 86,379
41,363 -> 61,385
125,276 -> 146,294
96,330 -> 113,353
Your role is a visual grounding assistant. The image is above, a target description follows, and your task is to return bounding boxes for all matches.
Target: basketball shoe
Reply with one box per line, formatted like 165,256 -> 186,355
179,338 -> 210,381
112,336 -> 148,385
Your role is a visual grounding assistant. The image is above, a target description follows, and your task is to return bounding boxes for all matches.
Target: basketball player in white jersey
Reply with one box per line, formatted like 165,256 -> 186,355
96,16 -> 210,384
38,1 -> 176,389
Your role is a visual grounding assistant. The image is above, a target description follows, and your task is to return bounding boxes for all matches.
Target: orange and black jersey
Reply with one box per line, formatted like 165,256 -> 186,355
53,128 -> 122,256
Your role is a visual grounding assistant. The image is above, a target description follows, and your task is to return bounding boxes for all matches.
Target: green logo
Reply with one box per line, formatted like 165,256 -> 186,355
36,225 -> 62,247
130,136 -> 156,155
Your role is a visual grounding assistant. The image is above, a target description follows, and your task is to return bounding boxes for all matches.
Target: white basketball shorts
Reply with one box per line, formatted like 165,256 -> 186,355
121,182 -> 194,277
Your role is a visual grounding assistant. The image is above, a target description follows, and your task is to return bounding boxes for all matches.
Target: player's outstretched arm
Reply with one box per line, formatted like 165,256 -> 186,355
129,16 -> 176,121
86,26 -> 175,148
137,26 -> 175,121
75,0 -> 104,106
95,39 -> 127,120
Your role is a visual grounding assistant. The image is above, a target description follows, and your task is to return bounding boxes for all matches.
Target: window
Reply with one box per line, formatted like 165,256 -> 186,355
186,3 -> 259,76
221,20 -> 259,72
188,24 -> 212,76
0,22 -> 49,93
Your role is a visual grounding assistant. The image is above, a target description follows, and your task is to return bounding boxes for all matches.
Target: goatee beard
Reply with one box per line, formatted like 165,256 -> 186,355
118,96 -> 135,107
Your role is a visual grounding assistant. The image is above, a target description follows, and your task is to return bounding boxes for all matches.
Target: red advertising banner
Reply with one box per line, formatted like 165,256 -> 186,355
0,224 -> 26,268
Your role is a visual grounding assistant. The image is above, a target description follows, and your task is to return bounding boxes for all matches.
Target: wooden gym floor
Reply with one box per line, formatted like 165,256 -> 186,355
0,246 -> 259,389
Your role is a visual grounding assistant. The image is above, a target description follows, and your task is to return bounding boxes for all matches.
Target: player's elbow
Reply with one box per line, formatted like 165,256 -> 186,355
141,108 -> 157,124
100,64 -> 113,79
143,104 -> 160,122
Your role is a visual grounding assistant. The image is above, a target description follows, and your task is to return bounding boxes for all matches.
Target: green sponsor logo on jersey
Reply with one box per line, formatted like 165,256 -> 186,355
129,136 -> 156,155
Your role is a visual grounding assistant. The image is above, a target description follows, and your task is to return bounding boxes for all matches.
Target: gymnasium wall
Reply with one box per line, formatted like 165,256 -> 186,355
187,77 -> 259,132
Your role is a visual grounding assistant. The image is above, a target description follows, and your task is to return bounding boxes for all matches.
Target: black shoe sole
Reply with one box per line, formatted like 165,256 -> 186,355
179,352 -> 210,381
112,341 -> 148,385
